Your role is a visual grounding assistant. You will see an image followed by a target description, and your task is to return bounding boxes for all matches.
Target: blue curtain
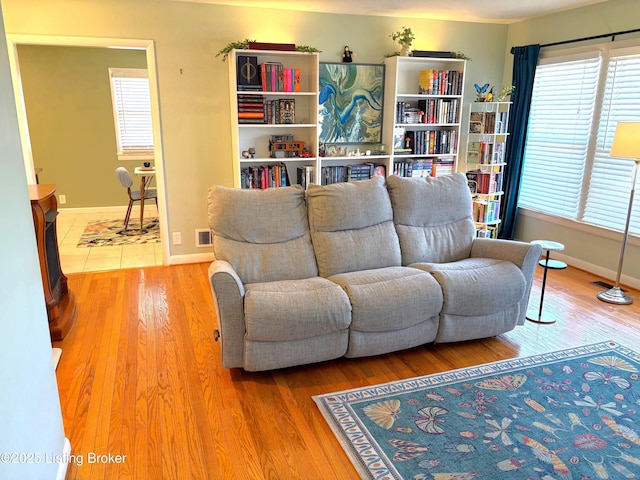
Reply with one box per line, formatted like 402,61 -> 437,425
499,44 -> 540,239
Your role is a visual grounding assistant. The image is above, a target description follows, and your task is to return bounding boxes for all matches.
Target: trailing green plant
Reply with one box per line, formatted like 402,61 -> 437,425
216,39 -> 255,61
451,51 -> 472,61
216,39 -> 320,61
390,26 -> 415,47
295,44 -> 321,54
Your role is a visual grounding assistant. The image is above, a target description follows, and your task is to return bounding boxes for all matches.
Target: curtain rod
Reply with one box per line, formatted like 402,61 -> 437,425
540,27 -> 640,48
511,27 -> 640,53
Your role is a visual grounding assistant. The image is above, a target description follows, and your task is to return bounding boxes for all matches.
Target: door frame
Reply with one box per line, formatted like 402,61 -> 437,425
6,34 -> 169,265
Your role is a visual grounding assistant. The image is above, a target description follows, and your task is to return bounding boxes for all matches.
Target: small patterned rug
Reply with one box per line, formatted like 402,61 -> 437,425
314,341 -> 640,479
77,218 -> 160,247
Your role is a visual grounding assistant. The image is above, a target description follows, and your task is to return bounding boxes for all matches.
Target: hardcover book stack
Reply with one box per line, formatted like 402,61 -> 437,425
237,94 -> 265,124
418,69 -> 464,96
240,163 -> 289,189
400,130 -> 458,156
469,111 -> 509,134
392,159 -> 433,178
260,62 -> 301,92
467,141 -> 505,165
417,98 -> 459,124
265,98 -> 295,124
473,199 -> 500,224
320,163 -> 384,185
297,166 -> 314,190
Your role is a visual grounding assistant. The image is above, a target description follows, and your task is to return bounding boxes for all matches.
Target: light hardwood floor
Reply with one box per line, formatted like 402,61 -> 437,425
53,263 -> 640,479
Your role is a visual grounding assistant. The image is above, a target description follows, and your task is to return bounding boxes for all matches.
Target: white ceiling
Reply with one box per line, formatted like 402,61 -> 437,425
174,0 -> 608,24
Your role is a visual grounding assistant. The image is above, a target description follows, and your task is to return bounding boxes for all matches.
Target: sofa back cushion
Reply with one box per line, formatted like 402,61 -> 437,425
306,176 -> 401,277
208,184 -> 318,284
386,173 -> 476,264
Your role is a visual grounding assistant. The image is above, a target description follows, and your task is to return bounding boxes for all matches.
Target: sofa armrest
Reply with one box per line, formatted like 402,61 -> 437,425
208,260 -> 246,369
471,238 -> 543,325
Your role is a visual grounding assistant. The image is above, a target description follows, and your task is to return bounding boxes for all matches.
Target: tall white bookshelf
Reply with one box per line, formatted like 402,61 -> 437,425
228,49 -> 319,189
382,55 -> 466,178
464,101 -> 511,237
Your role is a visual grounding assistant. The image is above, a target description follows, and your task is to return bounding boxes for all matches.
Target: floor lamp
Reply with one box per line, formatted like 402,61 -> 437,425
597,121 -> 640,305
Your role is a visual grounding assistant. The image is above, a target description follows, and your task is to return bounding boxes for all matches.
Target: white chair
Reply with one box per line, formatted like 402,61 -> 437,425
115,167 -> 157,230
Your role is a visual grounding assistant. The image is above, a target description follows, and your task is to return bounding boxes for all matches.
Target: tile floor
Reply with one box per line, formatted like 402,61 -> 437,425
56,206 -> 164,274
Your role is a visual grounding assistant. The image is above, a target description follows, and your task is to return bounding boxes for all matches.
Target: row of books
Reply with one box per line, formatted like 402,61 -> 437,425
476,225 -> 498,238
469,111 -> 509,134
259,62 -> 301,93
320,163 -> 385,185
393,127 -> 458,155
466,169 -> 504,195
237,95 -> 296,124
240,164 -> 289,189
473,199 -> 500,223
418,69 -> 464,96
467,141 -> 505,165
393,159 -> 433,178
393,158 -> 454,178
394,99 -> 459,125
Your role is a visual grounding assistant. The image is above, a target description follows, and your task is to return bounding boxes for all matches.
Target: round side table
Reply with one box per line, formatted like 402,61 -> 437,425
526,240 -> 567,324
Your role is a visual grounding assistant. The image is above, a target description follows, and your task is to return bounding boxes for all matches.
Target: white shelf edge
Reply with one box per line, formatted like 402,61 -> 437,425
320,155 -> 390,161
396,123 -> 461,128
236,91 -> 317,96
396,94 -> 462,99
238,123 -> 317,128
239,157 -> 317,164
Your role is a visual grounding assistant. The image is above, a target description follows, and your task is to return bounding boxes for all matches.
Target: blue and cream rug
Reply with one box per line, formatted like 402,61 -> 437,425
77,218 -> 160,247
314,342 -> 640,479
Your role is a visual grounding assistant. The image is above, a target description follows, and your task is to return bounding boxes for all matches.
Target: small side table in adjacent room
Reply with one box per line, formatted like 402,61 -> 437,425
526,240 -> 567,324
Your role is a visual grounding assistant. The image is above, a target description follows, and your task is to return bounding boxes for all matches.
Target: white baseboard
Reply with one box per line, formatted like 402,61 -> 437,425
59,205 -> 159,216
55,438 -> 71,480
553,252 -> 640,290
169,253 -> 214,265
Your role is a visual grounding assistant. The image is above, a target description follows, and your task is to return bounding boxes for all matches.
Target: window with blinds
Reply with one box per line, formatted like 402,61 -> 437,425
108,68 -> 154,160
519,43 -> 640,237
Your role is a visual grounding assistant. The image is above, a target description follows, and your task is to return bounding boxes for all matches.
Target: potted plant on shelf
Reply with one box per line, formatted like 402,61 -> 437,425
390,26 -> 415,57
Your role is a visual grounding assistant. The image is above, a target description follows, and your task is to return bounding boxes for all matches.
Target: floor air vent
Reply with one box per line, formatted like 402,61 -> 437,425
591,280 -> 626,292
195,229 -> 213,247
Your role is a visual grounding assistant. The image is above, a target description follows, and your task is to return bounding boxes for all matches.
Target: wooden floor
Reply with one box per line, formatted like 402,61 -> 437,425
54,263 -> 640,480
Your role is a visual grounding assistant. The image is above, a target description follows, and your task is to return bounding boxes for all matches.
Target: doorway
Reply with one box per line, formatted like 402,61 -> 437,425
6,34 -> 168,271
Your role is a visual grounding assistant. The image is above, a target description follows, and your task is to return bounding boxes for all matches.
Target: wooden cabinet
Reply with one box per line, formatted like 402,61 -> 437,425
29,184 -> 76,340
383,55 -> 466,178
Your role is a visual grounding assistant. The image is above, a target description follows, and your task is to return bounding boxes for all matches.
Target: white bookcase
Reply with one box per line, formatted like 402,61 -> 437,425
464,101 -> 511,237
228,49 -> 319,189
382,55 -> 466,179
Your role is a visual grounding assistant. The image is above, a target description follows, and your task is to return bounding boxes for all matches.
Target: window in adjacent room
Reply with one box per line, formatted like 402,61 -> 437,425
108,68 -> 154,161
519,41 -> 640,237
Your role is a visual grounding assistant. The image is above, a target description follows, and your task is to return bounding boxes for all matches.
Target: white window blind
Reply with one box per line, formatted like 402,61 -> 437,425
109,68 -> 154,159
519,53 -> 600,218
519,41 -> 640,238
583,48 -> 640,235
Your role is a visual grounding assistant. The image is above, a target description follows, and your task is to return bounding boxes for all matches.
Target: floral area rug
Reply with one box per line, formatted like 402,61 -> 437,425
77,218 -> 160,247
313,341 -> 640,479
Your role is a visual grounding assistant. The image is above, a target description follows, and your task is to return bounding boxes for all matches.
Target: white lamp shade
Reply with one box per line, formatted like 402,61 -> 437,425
610,122 -> 640,158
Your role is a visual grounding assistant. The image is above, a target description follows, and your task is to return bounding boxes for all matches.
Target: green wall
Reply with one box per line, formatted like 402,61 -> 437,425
3,0 -> 508,256
505,0 -> 640,287
17,45 -> 148,208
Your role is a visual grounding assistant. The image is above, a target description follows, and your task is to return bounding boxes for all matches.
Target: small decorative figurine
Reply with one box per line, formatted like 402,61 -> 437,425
342,46 -> 354,63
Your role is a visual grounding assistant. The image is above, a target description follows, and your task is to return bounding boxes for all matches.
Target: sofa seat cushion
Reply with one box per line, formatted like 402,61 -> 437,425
409,258 -> 525,317
328,266 -> 442,332
244,277 -> 351,342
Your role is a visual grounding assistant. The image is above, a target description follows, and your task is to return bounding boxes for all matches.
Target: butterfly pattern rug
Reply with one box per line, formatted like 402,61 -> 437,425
313,341 -> 640,479
77,218 -> 160,247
